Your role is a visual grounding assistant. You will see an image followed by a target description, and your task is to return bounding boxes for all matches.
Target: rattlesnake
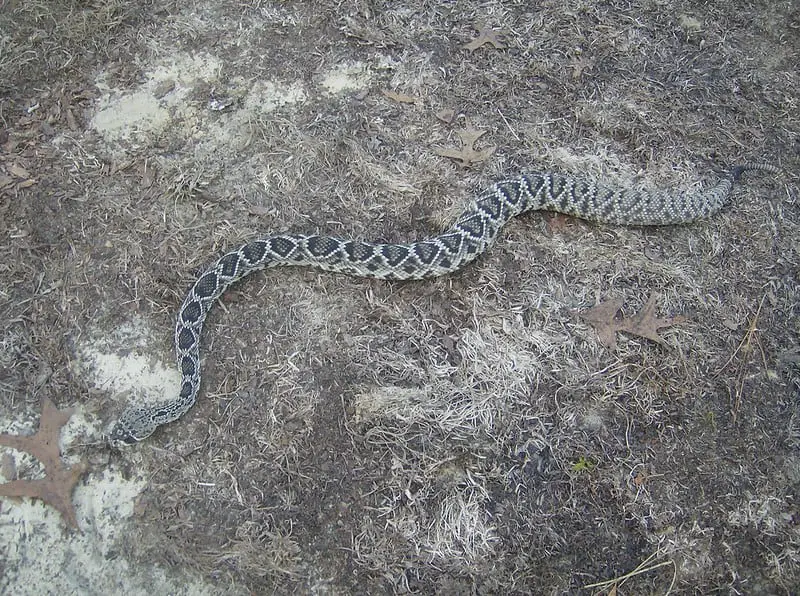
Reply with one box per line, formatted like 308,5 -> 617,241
108,163 -> 780,447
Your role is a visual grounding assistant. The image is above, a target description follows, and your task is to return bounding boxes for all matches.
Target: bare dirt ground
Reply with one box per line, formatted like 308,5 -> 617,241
1,1 -> 798,594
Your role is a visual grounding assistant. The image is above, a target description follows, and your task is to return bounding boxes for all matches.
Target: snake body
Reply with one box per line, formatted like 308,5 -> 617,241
109,164 -> 779,447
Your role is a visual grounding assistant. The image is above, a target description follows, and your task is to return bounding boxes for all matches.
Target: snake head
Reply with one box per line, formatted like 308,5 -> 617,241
108,406 -> 158,449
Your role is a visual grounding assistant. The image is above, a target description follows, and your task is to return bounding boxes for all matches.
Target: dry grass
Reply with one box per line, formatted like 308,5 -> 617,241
1,0 -> 798,593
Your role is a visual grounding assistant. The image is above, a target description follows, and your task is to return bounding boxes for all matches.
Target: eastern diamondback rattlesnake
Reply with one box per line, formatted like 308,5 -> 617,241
109,164 -> 779,447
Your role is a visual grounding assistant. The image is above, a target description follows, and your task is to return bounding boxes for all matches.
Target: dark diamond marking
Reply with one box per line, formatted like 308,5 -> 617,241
242,241 -> 268,264
525,175 -> 548,199
179,381 -> 194,399
218,253 -> 241,278
437,234 -> 463,254
413,242 -> 439,264
344,241 -> 375,262
550,175 -> 569,199
181,355 -> 196,377
596,192 -> 614,217
269,236 -> 296,258
177,327 -> 196,350
494,183 -> 519,206
558,191 -> 572,212
181,301 -> 202,324
194,272 -> 219,299
477,195 -> 503,218
380,244 -> 410,267
306,235 -> 338,257
439,258 -> 452,269
456,214 -> 485,239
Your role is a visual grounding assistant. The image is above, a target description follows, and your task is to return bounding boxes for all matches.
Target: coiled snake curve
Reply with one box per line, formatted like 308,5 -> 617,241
108,163 -> 780,448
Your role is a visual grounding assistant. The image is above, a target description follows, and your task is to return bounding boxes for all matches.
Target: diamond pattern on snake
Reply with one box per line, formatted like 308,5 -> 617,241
108,163 -> 780,448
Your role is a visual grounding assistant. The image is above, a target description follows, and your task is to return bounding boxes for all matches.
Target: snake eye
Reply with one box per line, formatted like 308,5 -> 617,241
108,425 -> 138,448
120,434 -> 138,445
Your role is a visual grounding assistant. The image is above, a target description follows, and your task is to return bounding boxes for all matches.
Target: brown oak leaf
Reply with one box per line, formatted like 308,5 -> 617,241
463,24 -> 507,53
433,125 -> 496,168
381,89 -> 420,105
435,108 -> 456,123
580,295 -> 687,349
0,399 -> 86,528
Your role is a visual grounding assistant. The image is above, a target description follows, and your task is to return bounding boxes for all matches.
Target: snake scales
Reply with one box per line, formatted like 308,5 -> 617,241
108,163 -> 779,447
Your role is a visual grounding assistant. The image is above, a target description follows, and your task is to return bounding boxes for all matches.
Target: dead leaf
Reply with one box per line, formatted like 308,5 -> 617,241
8,163 -> 30,179
436,109 -> 455,123
433,125 -> 496,168
463,24 -> 507,53
579,295 -> 687,349
153,79 -> 176,99
381,89 -> 419,104
0,399 -> 87,528
455,127 -> 487,149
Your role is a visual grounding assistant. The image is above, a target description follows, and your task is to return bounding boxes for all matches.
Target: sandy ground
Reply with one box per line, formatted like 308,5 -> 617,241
1,1 -> 798,594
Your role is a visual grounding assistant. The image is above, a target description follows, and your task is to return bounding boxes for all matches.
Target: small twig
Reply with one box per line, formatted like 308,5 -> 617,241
714,293 -> 766,422
496,108 -> 521,141
583,550 -> 677,594
714,293 -> 766,375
